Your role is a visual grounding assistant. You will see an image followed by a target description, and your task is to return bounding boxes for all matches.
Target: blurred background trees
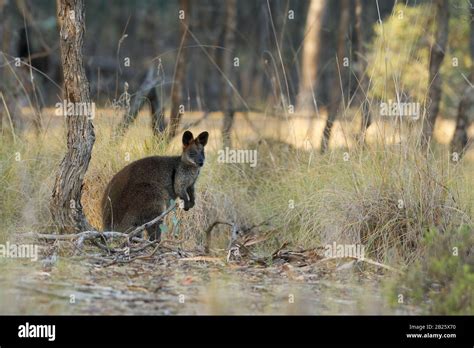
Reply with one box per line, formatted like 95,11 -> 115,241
0,0 -> 472,152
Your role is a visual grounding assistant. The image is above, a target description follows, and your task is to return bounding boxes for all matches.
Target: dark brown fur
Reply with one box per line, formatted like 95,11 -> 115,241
101,131 -> 209,241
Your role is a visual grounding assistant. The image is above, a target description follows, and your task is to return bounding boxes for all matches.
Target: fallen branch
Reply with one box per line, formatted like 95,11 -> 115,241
242,213 -> 277,234
103,243 -> 162,267
318,256 -> 403,274
178,256 -> 224,264
19,204 -> 179,267
128,201 -> 177,239
22,202 -> 177,243
22,231 -> 132,241
204,214 -> 277,254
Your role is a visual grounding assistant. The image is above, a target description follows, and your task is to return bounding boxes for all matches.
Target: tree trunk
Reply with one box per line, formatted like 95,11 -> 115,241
421,0 -> 449,149
320,0 -> 350,153
0,0 -> 9,54
450,5 -> 474,156
0,0 -> 8,132
199,0 -> 222,112
115,66 -> 161,136
50,0 -> 95,233
296,0 -> 327,112
0,0 -> 29,136
149,89 -> 166,137
355,0 -> 372,143
253,0 -> 271,105
450,85 -> 474,156
221,0 -> 237,148
168,0 -> 190,139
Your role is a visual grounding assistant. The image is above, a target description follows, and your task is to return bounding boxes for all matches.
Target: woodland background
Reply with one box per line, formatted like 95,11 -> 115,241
0,0 -> 472,315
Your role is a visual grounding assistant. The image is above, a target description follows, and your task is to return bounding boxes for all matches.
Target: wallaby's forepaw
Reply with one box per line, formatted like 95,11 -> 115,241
184,200 -> 195,211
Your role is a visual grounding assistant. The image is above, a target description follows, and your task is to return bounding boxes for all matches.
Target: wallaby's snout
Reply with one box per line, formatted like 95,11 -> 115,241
102,130 -> 209,242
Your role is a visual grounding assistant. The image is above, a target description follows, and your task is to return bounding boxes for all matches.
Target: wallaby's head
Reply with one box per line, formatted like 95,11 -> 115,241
181,130 -> 209,167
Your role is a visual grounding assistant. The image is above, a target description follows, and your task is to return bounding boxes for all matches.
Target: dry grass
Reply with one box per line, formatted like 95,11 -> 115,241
1,106 -> 473,266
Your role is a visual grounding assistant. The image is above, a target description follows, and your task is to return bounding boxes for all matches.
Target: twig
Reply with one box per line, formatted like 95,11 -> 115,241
130,240 -> 160,253
22,203 -> 176,244
22,231 -> 132,241
242,213 -> 277,233
180,111 -> 209,130
128,201 -> 177,239
103,244 -> 162,267
204,214 -> 278,254
179,256 -> 224,264
272,241 -> 290,258
318,256 -> 403,274
0,91 -> 17,143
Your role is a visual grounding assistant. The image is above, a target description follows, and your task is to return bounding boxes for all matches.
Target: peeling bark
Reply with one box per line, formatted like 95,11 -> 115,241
50,0 -> 95,233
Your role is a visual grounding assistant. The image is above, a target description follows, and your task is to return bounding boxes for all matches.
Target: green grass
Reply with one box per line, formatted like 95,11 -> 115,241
389,224 -> 473,314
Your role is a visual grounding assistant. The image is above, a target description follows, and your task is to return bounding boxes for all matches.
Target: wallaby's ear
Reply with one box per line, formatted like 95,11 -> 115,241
196,131 -> 209,146
182,131 -> 194,146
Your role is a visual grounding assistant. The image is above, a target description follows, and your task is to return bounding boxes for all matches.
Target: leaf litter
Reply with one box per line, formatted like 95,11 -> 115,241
0,227 -> 416,315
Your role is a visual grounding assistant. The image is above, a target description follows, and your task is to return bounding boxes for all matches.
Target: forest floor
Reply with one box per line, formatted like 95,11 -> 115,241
0,244 -> 417,315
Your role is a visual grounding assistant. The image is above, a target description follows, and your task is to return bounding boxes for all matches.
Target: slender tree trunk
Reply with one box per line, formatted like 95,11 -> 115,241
0,0 -> 28,136
150,90 -> 166,137
253,0 -> 270,104
201,0 -> 223,112
450,85 -> 474,156
115,66 -> 160,136
320,0 -> 350,153
50,0 -> 95,233
221,0 -> 237,148
296,0 -> 327,112
0,0 -> 8,132
0,0 -> 9,54
355,0 -> 372,143
421,0 -> 449,149
15,0 -> 46,134
168,0 -> 190,139
450,5 -> 474,156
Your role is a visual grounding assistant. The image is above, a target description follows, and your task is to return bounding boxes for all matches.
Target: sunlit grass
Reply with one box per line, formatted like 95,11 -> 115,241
1,106 -> 473,263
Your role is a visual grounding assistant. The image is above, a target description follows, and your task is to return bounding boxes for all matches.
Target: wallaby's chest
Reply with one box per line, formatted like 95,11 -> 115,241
174,166 -> 200,188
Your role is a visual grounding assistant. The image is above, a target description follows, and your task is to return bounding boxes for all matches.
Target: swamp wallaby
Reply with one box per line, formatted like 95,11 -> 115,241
101,130 -> 209,241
